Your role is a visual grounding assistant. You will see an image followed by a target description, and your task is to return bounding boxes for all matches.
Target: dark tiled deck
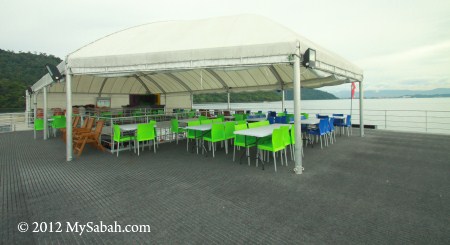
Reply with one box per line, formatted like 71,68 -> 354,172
1,129 -> 449,244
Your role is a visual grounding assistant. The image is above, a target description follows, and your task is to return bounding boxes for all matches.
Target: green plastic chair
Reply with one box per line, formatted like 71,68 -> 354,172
248,122 -> 260,129
34,118 -> 44,131
136,123 -> 156,155
149,120 -> 158,147
212,118 -> 223,123
233,114 -> 244,121
224,121 -> 236,153
217,115 -> 225,121
279,126 -> 291,166
236,120 -> 247,125
113,125 -> 135,157
51,116 -> 66,137
260,120 -> 270,126
171,119 -> 185,144
186,120 -> 201,152
188,112 -> 196,118
200,119 -> 212,125
199,115 -> 208,121
203,124 -> 225,158
289,126 -> 303,160
257,128 -> 286,172
233,124 -> 256,165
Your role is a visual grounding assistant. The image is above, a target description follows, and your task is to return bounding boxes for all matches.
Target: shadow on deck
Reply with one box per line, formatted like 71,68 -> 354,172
1,129 -> 449,244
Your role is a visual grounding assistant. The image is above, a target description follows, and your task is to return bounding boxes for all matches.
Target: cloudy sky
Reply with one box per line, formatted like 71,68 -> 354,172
1,0 -> 449,92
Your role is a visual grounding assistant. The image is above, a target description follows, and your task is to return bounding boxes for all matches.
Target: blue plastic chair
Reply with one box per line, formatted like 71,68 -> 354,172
344,115 -> 352,136
329,117 -> 336,144
268,117 -> 275,124
308,119 -> 329,149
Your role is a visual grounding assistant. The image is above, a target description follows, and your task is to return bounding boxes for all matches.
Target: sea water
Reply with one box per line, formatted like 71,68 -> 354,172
194,98 -> 450,134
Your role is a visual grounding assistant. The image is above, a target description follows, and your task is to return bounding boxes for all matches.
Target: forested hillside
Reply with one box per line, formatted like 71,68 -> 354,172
194,88 -> 337,103
0,49 -> 62,110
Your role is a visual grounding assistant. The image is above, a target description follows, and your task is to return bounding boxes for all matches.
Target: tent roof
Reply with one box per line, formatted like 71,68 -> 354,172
32,14 -> 363,94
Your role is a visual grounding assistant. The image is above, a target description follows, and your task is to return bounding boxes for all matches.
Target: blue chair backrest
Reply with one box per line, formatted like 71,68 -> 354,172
329,118 -> 335,131
269,111 -> 277,117
268,117 -> 275,124
319,119 -> 329,134
274,117 -> 282,123
346,115 -> 352,127
318,115 -> 329,119
333,113 -> 344,116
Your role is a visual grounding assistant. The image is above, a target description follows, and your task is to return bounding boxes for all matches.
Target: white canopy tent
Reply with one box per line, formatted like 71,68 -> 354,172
30,14 -> 364,174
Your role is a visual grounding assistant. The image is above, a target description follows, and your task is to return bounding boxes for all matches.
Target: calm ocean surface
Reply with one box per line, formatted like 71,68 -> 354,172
194,98 -> 450,134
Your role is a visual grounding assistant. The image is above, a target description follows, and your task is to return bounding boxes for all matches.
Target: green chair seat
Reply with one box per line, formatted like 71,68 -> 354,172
257,128 -> 286,172
203,123 -> 226,157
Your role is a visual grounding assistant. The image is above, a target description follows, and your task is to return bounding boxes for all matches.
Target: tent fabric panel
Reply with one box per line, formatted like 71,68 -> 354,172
69,15 -> 299,68
100,77 -> 119,94
172,70 -> 218,91
210,70 -> 239,89
137,74 -> 164,94
247,67 -> 278,86
273,64 -> 294,85
150,74 -> 185,93
85,76 -> 105,94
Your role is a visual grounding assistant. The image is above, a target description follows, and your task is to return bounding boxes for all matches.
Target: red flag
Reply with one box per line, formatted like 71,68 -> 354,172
351,82 -> 356,99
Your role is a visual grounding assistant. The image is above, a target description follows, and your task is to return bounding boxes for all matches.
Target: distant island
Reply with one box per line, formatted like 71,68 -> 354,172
332,88 -> 450,99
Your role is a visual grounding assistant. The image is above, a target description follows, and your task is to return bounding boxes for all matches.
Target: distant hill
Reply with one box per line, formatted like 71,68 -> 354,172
0,49 -> 62,110
194,88 -> 337,103
332,88 -> 450,98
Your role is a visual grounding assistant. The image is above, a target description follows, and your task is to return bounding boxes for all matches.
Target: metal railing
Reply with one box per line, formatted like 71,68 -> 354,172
2,107 -> 450,135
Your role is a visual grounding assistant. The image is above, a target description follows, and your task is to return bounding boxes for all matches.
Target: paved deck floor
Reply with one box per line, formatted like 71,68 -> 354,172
1,129 -> 449,244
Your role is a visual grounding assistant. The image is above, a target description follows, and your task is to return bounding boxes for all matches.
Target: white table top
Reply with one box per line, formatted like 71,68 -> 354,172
301,118 -> 321,125
119,123 -> 156,131
178,118 -> 200,124
184,124 -> 212,131
224,116 -> 235,119
289,118 -> 321,125
234,124 -> 290,138
246,118 -> 267,122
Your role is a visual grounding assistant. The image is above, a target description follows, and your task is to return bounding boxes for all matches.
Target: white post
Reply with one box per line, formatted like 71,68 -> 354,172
33,92 -> 37,139
281,89 -> 285,112
359,81 -> 364,137
43,86 -> 48,140
293,42 -> 303,174
227,92 -> 231,110
25,90 -> 30,125
190,93 -> 193,109
65,66 -> 73,161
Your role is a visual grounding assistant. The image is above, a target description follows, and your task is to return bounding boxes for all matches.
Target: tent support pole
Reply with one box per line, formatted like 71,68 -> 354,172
66,67 -> 73,161
293,42 -> 303,175
43,87 -> 48,140
227,92 -> 230,110
190,93 -> 193,109
33,92 -> 37,139
282,89 -> 285,112
359,81 -> 364,137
